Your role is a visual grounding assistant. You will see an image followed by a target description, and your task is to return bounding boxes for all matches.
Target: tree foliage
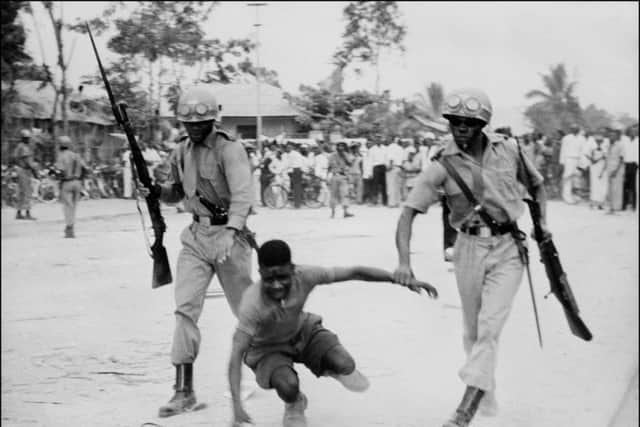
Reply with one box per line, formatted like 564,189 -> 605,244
581,104 -> 612,133
334,1 -> 406,93
524,63 -> 582,136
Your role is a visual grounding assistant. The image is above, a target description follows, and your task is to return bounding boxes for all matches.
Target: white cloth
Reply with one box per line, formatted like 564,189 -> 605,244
284,150 -> 305,171
559,134 -> 586,165
621,135 -> 638,163
386,142 -> 406,168
313,153 -> 329,180
587,139 -> 609,204
362,148 -> 374,179
304,152 -> 315,173
122,150 -> 132,198
368,144 -> 388,166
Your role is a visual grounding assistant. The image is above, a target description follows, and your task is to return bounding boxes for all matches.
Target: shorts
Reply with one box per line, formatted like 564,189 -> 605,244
244,313 -> 341,389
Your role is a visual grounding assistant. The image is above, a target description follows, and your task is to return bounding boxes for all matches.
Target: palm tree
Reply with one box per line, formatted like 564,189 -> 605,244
413,82 -> 445,119
525,63 -> 582,135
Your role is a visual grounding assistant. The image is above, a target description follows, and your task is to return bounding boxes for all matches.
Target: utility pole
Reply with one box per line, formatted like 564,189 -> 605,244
248,3 -> 267,151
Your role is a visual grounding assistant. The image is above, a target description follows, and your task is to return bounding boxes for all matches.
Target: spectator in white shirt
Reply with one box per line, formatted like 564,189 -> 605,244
622,124 -> 638,211
285,142 -> 305,208
386,137 -> 406,207
362,140 -> 374,203
367,136 -> 388,205
559,125 -> 586,204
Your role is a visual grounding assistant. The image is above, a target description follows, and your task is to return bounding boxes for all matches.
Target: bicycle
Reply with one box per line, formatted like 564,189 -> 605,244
262,173 -> 327,209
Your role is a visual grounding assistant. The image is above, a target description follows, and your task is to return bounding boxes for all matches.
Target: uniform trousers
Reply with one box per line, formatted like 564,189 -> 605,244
171,221 -> 253,365
59,179 -> 82,227
329,174 -> 350,208
452,232 -> 524,412
17,167 -> 32,210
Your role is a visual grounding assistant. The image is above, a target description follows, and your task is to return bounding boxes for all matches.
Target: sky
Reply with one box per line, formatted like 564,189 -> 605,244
20,1 -> 639,133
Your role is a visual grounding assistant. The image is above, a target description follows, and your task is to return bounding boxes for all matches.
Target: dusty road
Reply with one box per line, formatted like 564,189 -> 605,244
1,200 -> 638,427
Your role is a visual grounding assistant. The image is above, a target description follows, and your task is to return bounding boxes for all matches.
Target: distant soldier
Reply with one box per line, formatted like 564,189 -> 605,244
328,141 -> 355,218
54,135 -> 87,238
12,129 -> 39,220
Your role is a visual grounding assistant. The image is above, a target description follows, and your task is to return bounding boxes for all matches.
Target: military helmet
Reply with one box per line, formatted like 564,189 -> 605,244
176,84 -> 219,123
442,88 -> 493,125
58,135 -> 72,148
20,129 -> 31,138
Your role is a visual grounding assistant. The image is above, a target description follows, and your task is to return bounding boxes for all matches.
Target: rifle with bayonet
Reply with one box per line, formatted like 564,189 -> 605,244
86,23 -> 172,288
516,142 -> 593,341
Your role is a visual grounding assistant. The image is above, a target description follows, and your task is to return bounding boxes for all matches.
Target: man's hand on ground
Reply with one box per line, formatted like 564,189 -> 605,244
393,263 -> 414,286
410,280 -> 438,299
232,404 -> 253,426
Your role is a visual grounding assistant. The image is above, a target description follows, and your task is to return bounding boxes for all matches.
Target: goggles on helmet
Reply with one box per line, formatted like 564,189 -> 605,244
445,95 -> 482,116
177,103 -> 217,121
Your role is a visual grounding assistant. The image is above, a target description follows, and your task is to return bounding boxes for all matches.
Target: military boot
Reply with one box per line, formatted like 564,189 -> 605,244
64,226 -> 75,238
442,386 -> 485,427
158,364 -> 197,418
282,392 -> 308,427
15,211 -> 24,220
24,210 -> 36,220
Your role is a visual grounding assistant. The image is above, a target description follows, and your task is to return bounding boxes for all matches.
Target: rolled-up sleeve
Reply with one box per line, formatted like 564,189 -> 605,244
404,160 -> 446,213
223,143 -> 253,231
159,147 -> 185,203
510,141 -> 544,188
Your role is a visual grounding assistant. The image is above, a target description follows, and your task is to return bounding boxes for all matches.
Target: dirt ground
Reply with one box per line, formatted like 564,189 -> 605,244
1,200 -> 638,427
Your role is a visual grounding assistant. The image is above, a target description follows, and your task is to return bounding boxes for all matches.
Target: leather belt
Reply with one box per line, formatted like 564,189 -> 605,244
460,224 -> 508,237
193,214 -> 227,226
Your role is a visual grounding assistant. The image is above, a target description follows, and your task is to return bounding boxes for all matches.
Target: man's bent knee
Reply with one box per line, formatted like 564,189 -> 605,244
270,366 -> 299,403
322,345 -> 355,375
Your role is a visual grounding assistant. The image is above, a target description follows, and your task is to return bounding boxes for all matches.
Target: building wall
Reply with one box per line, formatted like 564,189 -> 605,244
219,116 -> 301,139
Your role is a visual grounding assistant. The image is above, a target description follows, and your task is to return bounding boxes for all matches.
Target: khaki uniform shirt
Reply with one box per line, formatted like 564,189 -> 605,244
13,142 -> 35,169
328,152 -> 353,176
160,130 -> 252,231
55,150 -> 86,180
405,132 -> 543,229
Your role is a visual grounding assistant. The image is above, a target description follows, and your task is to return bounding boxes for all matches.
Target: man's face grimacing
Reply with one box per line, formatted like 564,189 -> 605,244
259,264 -> 295,302
447,115 -> 486,147
183,120 -> 214,144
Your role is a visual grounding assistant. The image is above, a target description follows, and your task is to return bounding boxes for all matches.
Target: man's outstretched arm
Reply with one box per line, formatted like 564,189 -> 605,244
394,206 -> 420,286
329,264 -> 438,298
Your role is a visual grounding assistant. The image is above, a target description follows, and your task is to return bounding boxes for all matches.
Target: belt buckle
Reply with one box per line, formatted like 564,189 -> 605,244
479,227 -> 492,238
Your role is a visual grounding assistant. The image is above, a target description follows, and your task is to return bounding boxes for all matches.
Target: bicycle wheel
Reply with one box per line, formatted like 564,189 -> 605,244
303,183 -> 323,208
263,184 -> 287,209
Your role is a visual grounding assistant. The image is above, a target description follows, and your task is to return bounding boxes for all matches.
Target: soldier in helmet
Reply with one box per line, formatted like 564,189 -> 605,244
327,141 -> 355,218
393,88 -> 550,426
12,129 -> 39,220
137,84 -> 255,417
54,135 -> 87,238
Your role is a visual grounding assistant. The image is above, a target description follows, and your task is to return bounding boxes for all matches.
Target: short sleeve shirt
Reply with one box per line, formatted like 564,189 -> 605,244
405,132 -> 543,229
236,265 -> 337,345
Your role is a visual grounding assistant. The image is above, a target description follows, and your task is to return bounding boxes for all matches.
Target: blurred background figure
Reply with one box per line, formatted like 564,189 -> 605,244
585,130 -> 609,209
559,124 -> 585,204
622,124 -> 638,211
605,129 -> 625,214
348,141 -> 364,204
12,129 -> 39,220
54,135 -> 87,238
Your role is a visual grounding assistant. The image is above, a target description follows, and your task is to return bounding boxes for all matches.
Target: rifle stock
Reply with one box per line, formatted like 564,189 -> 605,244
87,24 -> 172,288
524,199 -> 593,341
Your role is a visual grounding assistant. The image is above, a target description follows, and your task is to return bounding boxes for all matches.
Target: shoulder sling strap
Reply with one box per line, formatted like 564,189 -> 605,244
436,155 -> 503,234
